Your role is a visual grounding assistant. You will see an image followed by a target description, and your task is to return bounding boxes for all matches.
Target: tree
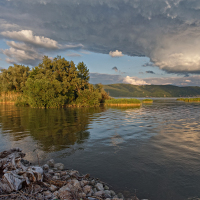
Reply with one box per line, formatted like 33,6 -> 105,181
0,64 -> 30,92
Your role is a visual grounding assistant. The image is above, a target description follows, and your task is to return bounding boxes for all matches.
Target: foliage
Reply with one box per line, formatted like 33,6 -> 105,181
177,98 -> 200,102
0,64 -> 30,92
142,99 -> 153,103
105,98 -> 141,105
0,56 -> 110,108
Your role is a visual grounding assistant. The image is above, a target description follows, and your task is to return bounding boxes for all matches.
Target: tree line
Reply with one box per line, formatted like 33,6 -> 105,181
0,56 -> 110,108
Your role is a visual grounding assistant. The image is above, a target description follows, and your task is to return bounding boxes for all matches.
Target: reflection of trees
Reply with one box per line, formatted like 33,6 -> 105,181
0,104 -> 105,152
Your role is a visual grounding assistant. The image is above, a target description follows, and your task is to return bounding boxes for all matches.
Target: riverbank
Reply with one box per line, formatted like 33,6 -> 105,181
0,148 -> 140,200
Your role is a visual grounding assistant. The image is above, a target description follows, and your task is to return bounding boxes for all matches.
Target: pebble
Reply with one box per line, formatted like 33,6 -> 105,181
95,182 -> 104,191
47,159 -> 55,168
54,163 -> 64,170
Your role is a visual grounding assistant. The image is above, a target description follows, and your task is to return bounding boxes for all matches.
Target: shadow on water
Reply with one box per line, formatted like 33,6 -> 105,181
0,104 -> 106,152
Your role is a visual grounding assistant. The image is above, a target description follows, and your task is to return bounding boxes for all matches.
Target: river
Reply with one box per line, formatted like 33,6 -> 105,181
0,98 -> 200,200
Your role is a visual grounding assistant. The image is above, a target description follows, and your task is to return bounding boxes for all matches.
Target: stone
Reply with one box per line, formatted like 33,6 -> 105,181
90,179 -> 95,186
83,185 -> 92,194
54,172 -> 60,179
33,184 -> 42,193
49,184 -> 57,192
104,185 -> 109,190
61,174 -> 70,180
93,188 -> 97,193
54,163 -> 64,170
47,159 -> 55,168
110,190 -> 116,196
59,189 -> 72,200
43,190 -> 52,199
43,164 -> 49,171
80,180 -> 89,187
78,192 -> 86,198
95,182 -> 104,191
60,171 -> 67,176
52,175 -> 59,180
69,170 -> 79,176
104,190 -> 112,198
94,190 -> 104,197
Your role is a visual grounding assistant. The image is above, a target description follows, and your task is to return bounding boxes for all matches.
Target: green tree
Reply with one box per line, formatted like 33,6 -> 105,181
0,64 -> 30,92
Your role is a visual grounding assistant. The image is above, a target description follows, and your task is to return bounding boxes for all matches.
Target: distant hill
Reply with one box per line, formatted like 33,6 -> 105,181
103,84 -> 200,97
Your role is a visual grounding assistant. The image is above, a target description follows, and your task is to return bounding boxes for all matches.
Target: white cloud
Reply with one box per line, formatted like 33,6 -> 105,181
1,30 -> 59,49
123,76 -> 150,85
2,47 -> 43,65
185,80 -> 191,82
109,50 -> 124,57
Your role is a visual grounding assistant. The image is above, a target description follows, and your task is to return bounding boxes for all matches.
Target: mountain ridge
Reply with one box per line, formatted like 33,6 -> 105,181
103,84 -> 200,97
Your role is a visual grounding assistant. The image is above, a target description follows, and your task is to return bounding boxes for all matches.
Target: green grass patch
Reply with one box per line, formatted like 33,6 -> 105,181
177,98 -> 200,102
105,98 -> 141,106
142,99 -> 153,103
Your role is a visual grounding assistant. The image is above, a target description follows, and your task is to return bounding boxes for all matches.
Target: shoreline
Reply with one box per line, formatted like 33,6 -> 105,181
0,148 -> 141,200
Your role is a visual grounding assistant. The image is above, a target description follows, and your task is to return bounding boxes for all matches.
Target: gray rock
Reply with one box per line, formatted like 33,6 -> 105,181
80,180 -> 89,187
43,190 -> 52,199
43,164 -> 49,171
94,190 -> 104,197
104,185 -> 109,190
54,163 -> 64,170
104,190 -> 112,198
110,190 -> 116,196
83,185 -> 92,194
49,184 -> 57,192
93,188 -> 97,193
47,159 -> 55,168
90,179 -> 95,186
95,183 -> 104,191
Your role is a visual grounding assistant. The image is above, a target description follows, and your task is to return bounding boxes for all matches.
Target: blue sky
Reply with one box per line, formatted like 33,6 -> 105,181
1,0 -> 200,86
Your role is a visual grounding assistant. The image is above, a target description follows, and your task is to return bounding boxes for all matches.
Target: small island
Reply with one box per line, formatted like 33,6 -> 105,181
177,98 -> 200,102
105,98 -> 141,106
0,56 -> 111,108
142,99 -> 153,103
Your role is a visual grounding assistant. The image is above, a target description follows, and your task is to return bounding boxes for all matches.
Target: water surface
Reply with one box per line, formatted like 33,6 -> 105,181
0,99 -> 200,200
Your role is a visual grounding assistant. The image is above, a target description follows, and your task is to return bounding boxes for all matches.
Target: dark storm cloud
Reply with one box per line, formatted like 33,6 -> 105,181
1,0 -> 200,72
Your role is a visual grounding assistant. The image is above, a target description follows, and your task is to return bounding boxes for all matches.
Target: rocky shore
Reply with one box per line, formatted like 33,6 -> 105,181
0,148 -> 140,200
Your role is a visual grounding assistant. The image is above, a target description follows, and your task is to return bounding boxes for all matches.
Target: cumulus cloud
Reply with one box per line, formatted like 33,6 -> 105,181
1,0 -> 200,72
2,46 -> 43,65
109,50 -> 124,57
123,76 -> 150,85
1,30 -> 83,65
1,30 -> 59,49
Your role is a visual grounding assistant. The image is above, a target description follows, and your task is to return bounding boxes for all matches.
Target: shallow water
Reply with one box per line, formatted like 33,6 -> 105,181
0,99 -> 200,200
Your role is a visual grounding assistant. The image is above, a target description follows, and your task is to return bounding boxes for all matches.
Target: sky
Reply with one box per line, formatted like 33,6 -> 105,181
0,0 -> 200,86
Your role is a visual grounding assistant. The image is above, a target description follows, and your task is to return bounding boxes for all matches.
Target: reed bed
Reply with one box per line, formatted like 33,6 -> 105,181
105,98 -> 141,106
177,98 -> 200,102
0,92 -> 21,104
142,99 -> 153,103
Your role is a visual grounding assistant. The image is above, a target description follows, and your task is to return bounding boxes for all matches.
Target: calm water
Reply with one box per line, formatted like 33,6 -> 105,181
0,99 -> 200,200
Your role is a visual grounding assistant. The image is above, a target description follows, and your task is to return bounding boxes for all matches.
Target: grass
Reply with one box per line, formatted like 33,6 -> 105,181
105,98 -> 141,106
177,98 -> 200,102
142,99 -> 153,103
0,92 -> 22,104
